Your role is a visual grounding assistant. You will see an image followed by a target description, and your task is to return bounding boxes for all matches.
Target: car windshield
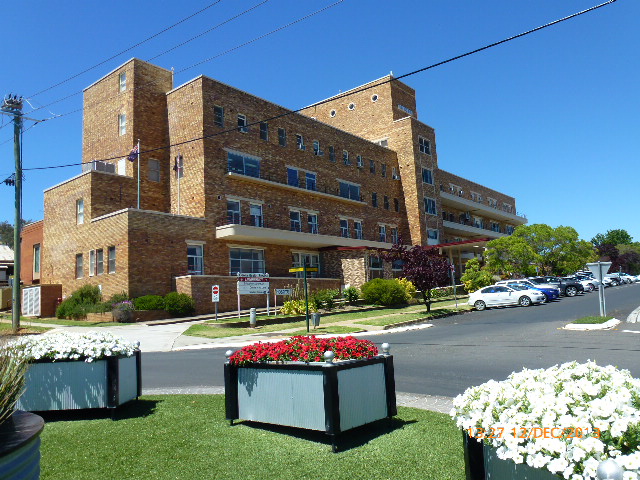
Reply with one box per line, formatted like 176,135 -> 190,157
509,284 -> 528,291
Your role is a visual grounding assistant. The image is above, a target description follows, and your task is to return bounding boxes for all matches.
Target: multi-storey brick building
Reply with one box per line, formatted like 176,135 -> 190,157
31,58 -> 526,314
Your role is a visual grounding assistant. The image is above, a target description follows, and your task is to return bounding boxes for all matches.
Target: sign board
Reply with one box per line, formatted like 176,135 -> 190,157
211,285 -> 220,303
288,267 -> 318,273
237,273 -> 270,295
586,262 -> 612,282
275,289 -> 292,296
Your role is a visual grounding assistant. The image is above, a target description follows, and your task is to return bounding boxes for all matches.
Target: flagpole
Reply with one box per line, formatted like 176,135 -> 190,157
136,139 -> 141,209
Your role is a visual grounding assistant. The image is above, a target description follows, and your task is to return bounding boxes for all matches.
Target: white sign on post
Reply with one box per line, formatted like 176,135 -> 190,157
237,273 -> 270,295
211,285 -> 220,303
275,289 -> 292,296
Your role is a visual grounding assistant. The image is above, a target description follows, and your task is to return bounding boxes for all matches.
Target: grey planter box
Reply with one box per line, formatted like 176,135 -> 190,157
225,355 -> 396,451
0,411 -> 44,480
463,432 -> 560,480
17,351 -> 141,412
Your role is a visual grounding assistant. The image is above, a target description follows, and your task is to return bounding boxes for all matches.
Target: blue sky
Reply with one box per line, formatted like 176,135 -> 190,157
1,0 -> 638,242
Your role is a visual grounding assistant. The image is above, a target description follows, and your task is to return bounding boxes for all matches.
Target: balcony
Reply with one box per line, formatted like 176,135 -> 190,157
227,172 -> 367,206
216,223 -> 393,249
443,220 -> 508,239
439,188 -> 527,225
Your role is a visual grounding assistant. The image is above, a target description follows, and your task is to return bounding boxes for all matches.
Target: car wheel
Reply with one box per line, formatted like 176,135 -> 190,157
474,300 -> 486,311
612,280 -> 619,287
519,296 -> 532,307
587,283 -> 594,292
565,286 -> 578,297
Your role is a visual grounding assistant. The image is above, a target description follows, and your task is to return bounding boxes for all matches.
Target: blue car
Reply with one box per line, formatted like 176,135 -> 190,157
496,280 -> 561,302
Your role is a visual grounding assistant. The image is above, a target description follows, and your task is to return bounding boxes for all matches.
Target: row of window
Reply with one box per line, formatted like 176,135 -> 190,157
75,247 -> 116,278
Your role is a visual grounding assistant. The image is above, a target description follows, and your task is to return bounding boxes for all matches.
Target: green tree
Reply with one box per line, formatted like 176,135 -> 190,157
460,258 -> 493,292
591,229 -> 633,247
0,219 -> 33,249
485,235 -> 537,277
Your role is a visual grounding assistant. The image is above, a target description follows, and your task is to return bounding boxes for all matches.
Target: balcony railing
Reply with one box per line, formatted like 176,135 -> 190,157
439,184 -> 526,219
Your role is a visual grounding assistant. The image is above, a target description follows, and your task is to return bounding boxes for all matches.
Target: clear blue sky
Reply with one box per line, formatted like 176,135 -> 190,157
1,0 -> 638,242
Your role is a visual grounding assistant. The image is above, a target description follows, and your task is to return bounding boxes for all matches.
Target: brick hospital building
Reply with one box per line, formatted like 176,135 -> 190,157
25,58 -> 526,314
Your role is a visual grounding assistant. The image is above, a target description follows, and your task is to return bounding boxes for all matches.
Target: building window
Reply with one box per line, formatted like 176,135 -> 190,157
491,222 -> 501,233
308,214 -> 319,234
419,136 -> 431,154
473,217 -> 485,229
383,195 -> 390,210
278,128 -> 287,146
392,167 -> 400,180
214,106 -> 224,127
118,113 -> 126,135
424,197 -> 437,215
377,139 -> 389,148
356,155 -> 364,168
187,244 -> 204,275
343,150 -> 351,166
227,151 -> 260,178
378,225 -> 387,243
76,199 -> 84,225
305,172 -> 317,191
287,167 -> 299,187
237,114 -> 248,133
75,254 -> 83,279
107,246 -> 116,273
328,146 -> 335,162
354,221 -> 363,240
148,159 -> 160,182
371,192 -> 378,207
340,219 -> 350,238
33,244 -> 41,275
422,168 -> 433,184
227,200 -> 241,224
119,72 -> 126,92
290,211 -> 301,232
392,259 -> 404,275
230,248 -> 265,275
96,249 -> 104,275
369,255 -> 384,279
394,198 -> 399,212
488,197 -> 498,208
296,134 -> 306,150
313,140 -> 323,156
338,181 -> 360,201
391,227 -> 399,244
250,203 -> 263,227
259,122 -> 269,141
292,253 -> 320,278
427,229 -> 439,245
506,225 -> 515,235
89,250 -> 95,276
381,164 -> 387,177
369,160 -> 375,174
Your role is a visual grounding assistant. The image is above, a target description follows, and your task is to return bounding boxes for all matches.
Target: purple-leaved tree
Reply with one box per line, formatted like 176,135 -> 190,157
381,241 -> 451,312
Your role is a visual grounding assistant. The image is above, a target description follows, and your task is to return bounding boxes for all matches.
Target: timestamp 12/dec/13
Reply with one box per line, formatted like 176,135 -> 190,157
468,427 -> 601,440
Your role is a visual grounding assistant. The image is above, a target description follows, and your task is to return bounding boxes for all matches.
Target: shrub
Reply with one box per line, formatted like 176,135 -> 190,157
56,284 -> 103,319
311,289 -> 341,311
134,295 -> 165,311
0,353 -> 26,424
460,258 -> 493,293
360,278 -> 407,306
343,286 -> 360,305
280,299 -> 308,315
396,278 -> 417,302
163,292 -> 195,317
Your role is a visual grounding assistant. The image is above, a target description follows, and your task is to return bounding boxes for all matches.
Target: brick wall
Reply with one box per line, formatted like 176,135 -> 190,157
20,220 -> 43,285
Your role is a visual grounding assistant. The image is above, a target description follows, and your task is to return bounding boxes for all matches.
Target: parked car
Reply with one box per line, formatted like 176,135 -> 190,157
496,280 -> 561,301
619,273 -> 636,284
605,274 -> 626,286
571,274 -> 600,291
468,284 -> 546,311
528,276 -> 584,296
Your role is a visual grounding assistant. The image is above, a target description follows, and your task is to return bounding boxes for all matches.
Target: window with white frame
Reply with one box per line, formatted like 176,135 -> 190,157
338,181 -> 360,201
33,244 -> 41,275
108,246 -> 116,274
354,221 -> 363,240
356,155 -> 364,168
308,214 -> 319,234
419,136 -> 431,154
76,198 -> 84,225
187,244 -> 204,275
250,204 -> 263,227
381,163 -> 387,177
343,150 -> 351,165
340,219 -> 350,238
89,250 -> 95,276
96,249 -> 104,275
227,200 -> 241,224
369,255 -> 384,279
237,114 -> 248,133
378,225 -> 387,243
296,134 -> 306,150
292,252 -> 319,278
422,168 -> 433,184
473,217 -> 484,229
290,210 -> 301,232
259,122 -> 269,141
391,227 -> 399,244
328,145 -> 335,162
214,106 -> 224,127
427,229 -> 439,244
424,197 -> 437,215
305,172 -> 316,191
313,140 -> 323,156
230,248 -> 265,275
506,225 -> 515,235
75,253 -> 83,279
118,113 -> 126,135
148,159 -> 160,182
392,259 -> 404,274
491,222 -> 501,233
227,151 -> 260,178
488,197 -> 498,208
392,167 -> 400,180
287,167 -> 299,187
278,128 -> 287,146
119,72 -> 126,92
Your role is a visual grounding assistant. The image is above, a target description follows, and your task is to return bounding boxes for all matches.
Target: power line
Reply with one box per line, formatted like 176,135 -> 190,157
26,1 -> 224,103
22,0 -> 617,172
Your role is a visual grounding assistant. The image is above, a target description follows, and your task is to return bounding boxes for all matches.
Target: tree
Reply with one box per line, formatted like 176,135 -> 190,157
380,244 -> 450,312
0,219 -> 33,249
598,243 -> 640,275
460,258 -> 493,293
591,229 -> 633,247
485,235 -> 537,277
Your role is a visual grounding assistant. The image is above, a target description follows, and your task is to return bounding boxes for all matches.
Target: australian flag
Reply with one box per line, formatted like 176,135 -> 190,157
127,144 -> 139,162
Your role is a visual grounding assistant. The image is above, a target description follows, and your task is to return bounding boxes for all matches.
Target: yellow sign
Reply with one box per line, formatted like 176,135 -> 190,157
288,267 -> 318,272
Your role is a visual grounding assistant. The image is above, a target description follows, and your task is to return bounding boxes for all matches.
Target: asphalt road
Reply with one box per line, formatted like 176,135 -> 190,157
142,283 -> 640,398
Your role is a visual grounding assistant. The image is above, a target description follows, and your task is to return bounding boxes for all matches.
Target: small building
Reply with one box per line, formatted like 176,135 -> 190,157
0,245 -> 14,287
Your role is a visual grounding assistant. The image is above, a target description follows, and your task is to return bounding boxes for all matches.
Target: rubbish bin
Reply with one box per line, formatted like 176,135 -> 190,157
249,308 -> 257,327
312,312 -> 321,327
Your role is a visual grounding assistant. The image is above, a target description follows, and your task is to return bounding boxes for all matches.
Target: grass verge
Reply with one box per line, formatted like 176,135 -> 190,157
288,326 -> 364,335
0,323 -> 51,334
40,394 -> 465,480
354,307 -> 468,327
572,316 -> 614,324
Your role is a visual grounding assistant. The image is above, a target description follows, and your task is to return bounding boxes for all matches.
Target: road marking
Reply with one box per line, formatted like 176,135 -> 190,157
621,330 -> 640,334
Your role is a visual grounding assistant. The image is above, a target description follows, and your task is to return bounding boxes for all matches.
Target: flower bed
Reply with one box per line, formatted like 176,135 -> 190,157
3,332 -> 141,411
225,336 -> 396,452
451,361 -> 640,479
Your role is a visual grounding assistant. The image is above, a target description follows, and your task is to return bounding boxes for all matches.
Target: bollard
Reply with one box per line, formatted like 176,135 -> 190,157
312,312 -> 321,328
249,308 -> 257,327
381,343 -> 391,355
324,351 -> 335,364
225,350 -> 234,363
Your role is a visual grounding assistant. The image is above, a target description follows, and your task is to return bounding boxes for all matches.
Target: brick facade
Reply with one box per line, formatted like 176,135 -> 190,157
20,220 -> 43,285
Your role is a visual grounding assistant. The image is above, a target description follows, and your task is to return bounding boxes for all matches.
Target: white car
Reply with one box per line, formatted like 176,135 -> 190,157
469,284 -> 547,311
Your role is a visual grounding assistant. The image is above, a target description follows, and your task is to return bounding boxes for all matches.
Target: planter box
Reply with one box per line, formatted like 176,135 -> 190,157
17,351 -> 142,412
225,355 -> 396,451
462,432 -> 560,480
0,411 -> 44,480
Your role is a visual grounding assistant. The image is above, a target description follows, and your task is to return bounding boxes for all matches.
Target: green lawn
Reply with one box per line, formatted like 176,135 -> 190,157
22,318 -> 134,327
354,307 -> 469,327
288,326 -> 364,335
0,323 -> 51,334
39,395 -> 465,480
572,315 -> 614,324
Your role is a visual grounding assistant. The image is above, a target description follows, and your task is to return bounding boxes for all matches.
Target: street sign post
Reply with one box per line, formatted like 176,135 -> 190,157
586,262 -> 612,317
289,266 -> 318,332
211,284 -> 219,322
273,288 -> 292,316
